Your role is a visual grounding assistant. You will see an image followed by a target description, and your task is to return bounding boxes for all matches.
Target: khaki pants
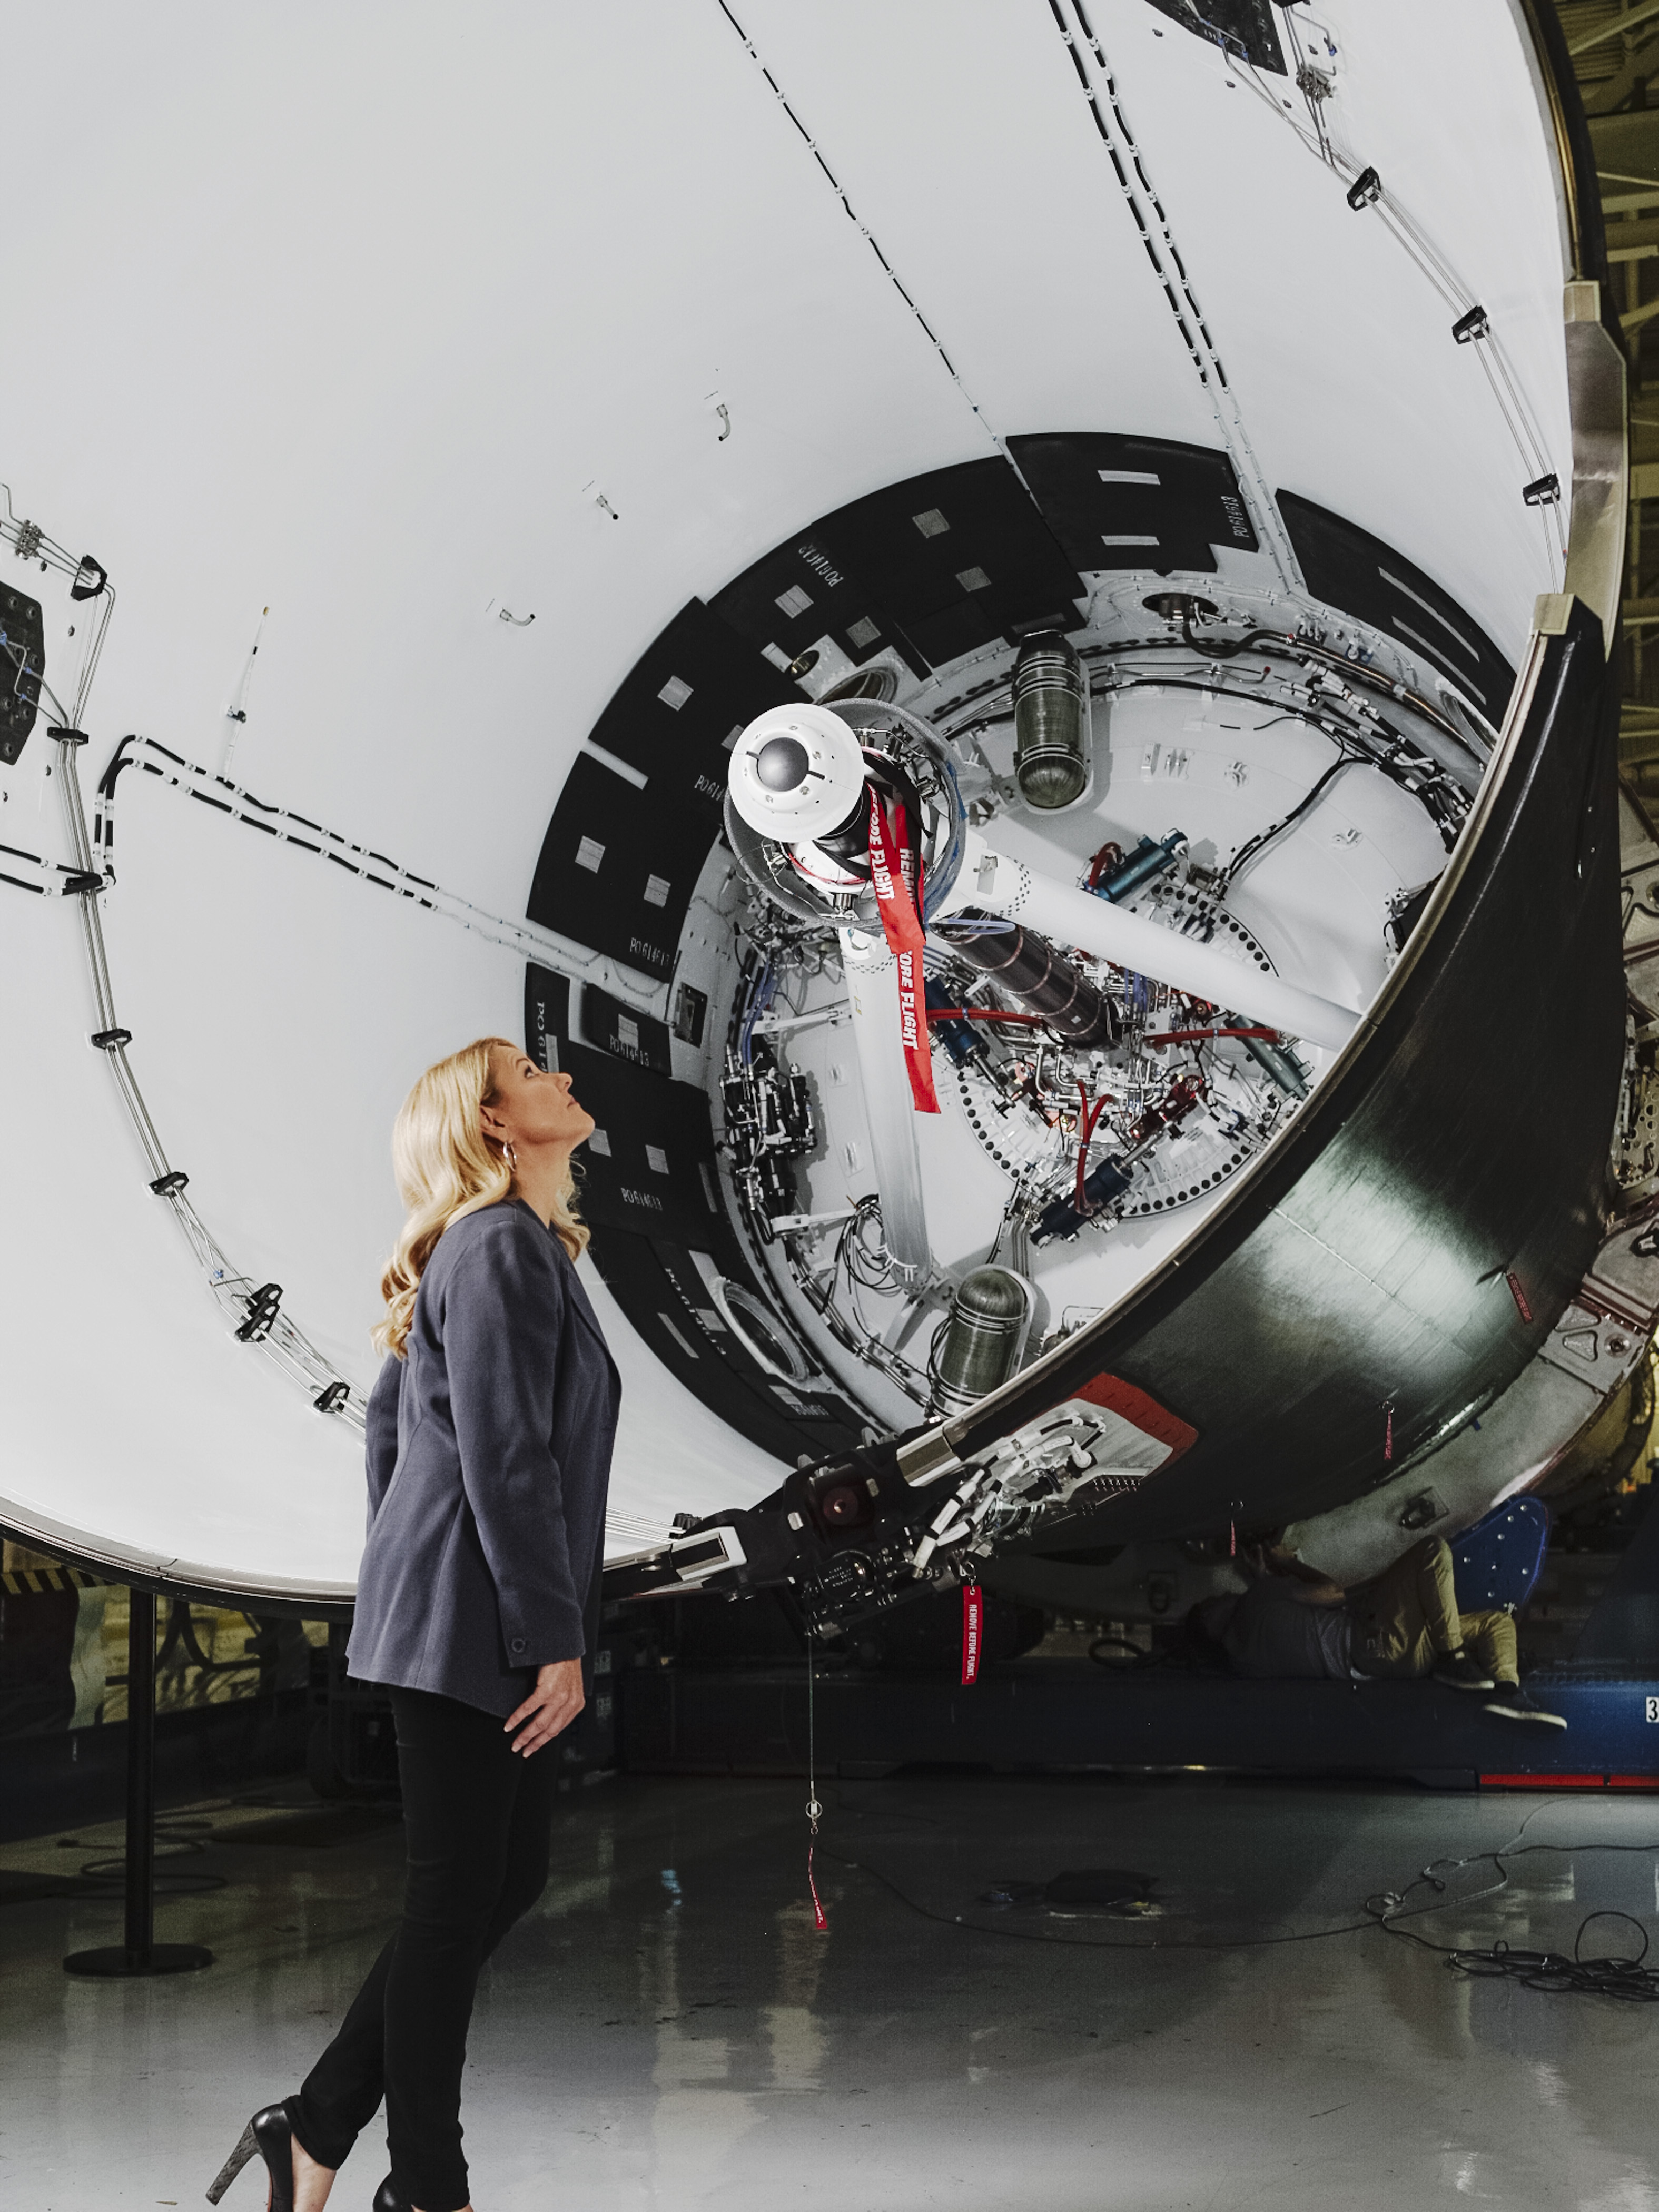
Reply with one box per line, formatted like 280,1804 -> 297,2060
1350,1537 -> 1517,1684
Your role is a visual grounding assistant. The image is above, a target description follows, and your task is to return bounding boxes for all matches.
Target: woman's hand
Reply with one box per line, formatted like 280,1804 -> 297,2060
505,1657 -> 585,1756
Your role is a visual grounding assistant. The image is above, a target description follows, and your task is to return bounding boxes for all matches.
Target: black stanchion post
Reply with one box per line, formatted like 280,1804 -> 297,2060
124,1585 -> 157,1961
64,1585 -> 214,1978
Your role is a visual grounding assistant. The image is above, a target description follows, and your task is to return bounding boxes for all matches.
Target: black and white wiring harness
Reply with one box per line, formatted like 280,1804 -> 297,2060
1,579 -> 673,1443
1043,0 -> 1303,593
1042,0 -> 1566,587
785,1193 -> 932,1406
1222,748 -> 1365,890
34,719 -> 683,1433
91,733 -> 666,1010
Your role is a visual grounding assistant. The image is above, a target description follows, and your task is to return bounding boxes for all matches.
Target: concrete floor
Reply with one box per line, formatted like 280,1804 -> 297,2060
3,1772 -> 1658,2211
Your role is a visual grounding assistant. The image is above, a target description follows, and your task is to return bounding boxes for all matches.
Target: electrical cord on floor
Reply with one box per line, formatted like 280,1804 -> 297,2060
819,1793 -> 1659,1970
65,1794 -> 261,1898
77,1816 -> 228,1897
1364,1798 -> 1659,1999
1446,1914 -> 1655,2002
814,1838 -> 1377,1950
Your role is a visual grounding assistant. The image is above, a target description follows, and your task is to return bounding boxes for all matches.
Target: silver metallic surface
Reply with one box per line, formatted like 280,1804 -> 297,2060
1012,632 -> 1090,811
929,1266 -> 1030,1415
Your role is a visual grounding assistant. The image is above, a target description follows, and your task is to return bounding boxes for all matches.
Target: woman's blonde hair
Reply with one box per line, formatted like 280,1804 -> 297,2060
374,1035 -> 589,1358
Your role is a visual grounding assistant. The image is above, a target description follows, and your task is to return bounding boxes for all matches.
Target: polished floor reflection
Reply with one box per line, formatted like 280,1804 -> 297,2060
3,1772 -> 1658,2210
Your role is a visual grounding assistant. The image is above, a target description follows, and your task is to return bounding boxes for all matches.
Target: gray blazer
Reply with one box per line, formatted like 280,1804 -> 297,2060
348,1200 -> 620,1718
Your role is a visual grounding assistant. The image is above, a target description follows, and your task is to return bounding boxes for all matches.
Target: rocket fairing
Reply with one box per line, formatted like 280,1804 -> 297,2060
0,2 -> 1631,1617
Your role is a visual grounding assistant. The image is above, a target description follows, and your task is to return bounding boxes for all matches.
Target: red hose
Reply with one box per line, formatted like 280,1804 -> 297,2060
1143,1026 -> 1279,1045
1074,1080 -> 1110,1211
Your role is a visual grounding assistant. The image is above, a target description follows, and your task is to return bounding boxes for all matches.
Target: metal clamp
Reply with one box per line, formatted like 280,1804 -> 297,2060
235,1283 -> 283,1343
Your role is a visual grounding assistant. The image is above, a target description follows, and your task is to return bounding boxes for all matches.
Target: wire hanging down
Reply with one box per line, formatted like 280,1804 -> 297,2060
805,1638 -> 828,1932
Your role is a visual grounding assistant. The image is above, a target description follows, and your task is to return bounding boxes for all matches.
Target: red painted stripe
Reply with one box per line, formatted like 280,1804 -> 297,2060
1480,1773 -> 1607,1788
1074,1372 -> 1199,1459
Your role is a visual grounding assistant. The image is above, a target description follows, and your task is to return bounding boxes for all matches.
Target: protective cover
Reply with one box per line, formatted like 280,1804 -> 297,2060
1450,1497 -> 1551,1616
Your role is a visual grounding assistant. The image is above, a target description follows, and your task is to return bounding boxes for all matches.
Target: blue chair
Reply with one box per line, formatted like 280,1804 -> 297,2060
1450,1496 -> 1550,1615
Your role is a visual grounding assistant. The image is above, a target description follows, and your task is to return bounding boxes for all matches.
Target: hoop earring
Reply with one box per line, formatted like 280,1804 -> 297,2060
504,1142 -> 518,1174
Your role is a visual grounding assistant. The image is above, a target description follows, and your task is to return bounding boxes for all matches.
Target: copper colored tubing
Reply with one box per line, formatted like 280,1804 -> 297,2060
1143,1025 -> 1279,1044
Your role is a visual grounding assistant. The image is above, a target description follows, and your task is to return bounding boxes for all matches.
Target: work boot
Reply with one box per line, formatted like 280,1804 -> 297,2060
1483,1685 -> 1567,1729
1433,1651 -> 1495,1692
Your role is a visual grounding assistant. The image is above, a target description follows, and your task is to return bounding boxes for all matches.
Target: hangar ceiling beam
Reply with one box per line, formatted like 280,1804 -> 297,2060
1569,0 -> 1659,57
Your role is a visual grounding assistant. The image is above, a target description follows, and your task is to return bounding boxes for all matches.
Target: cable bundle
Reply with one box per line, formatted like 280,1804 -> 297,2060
1368,1811 -> 1659,2001
1444,1913 -> 1659,2003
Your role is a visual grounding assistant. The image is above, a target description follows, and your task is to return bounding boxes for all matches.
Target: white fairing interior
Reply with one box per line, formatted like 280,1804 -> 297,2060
0,1 -> 1571,1599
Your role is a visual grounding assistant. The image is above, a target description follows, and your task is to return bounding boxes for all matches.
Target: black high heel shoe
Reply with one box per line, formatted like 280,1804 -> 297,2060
371,2179 -> 411,2212
206,2101 -> 299,2209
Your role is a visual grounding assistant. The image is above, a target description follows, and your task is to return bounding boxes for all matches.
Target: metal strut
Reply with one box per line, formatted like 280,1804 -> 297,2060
52,730 -> 367,1433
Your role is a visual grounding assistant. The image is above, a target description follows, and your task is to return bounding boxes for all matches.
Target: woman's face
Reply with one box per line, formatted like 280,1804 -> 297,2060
484,1050 -> 595,1155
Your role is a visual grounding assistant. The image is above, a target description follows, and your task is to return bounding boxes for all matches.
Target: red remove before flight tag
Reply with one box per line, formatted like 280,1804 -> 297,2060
961,1582 -> 984,1685
867,793 -> 940,1115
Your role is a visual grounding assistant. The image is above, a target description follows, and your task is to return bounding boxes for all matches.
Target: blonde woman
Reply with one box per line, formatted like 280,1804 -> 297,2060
210,1039 -> 617,2212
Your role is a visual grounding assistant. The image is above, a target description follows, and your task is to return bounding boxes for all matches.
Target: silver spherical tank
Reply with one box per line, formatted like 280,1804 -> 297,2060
1013,631 -> 1089,810
930,1267 -> 1031,1416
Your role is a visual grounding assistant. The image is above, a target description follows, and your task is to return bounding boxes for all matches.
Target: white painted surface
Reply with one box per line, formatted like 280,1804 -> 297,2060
0,0 -> 1573,1591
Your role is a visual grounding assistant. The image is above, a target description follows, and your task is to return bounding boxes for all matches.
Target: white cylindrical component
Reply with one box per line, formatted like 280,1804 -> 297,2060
727,704 -> 868,840
841,927 -> 931,1286
949,834 -> 1361,1051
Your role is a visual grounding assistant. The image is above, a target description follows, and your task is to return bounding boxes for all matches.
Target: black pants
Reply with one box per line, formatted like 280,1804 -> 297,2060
293,1686 -> 556,2212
